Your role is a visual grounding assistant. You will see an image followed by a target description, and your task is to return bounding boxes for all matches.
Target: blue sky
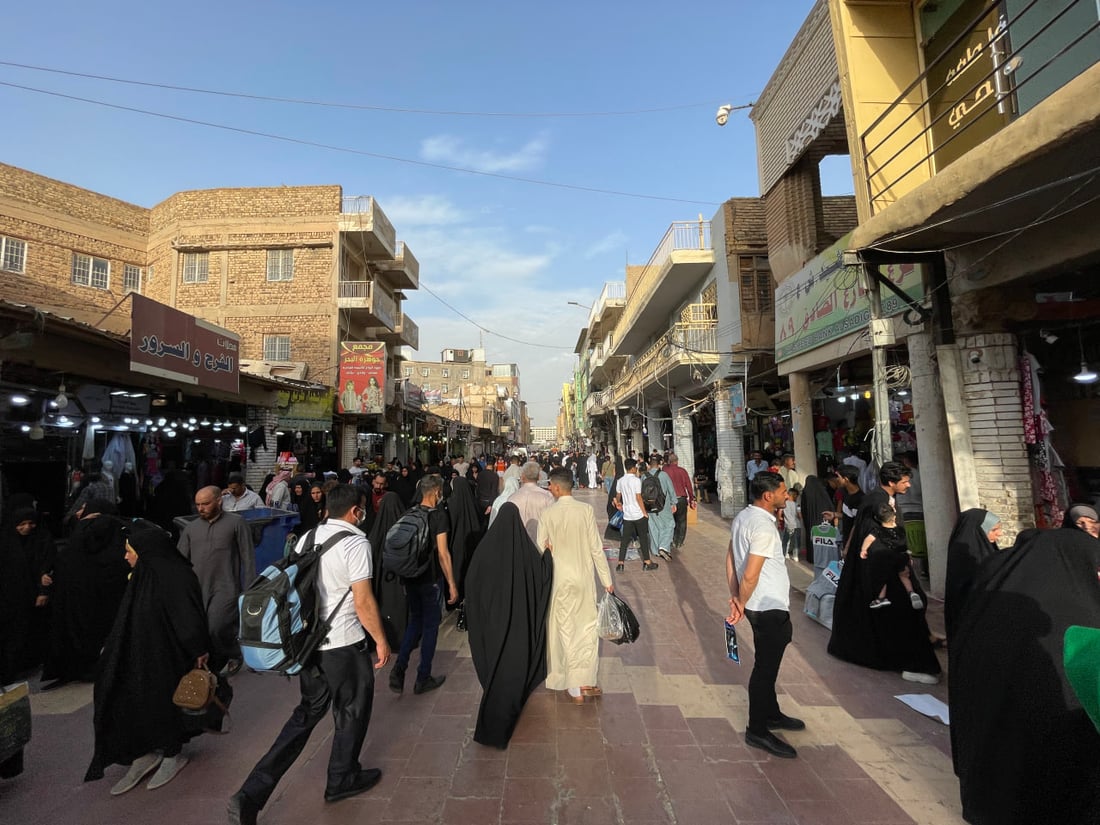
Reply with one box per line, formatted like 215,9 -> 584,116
1,0 -> 848,426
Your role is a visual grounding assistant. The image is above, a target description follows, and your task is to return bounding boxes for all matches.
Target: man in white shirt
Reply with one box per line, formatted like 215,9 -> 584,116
745,451 -> 768,484
228,484 -> 390,824
221,473 -> 264,512
727,471 -> 804,760
777,454 -> 805,493
613,459 -> 658,572
453,456 -> 469,478
507,461 -> 554,544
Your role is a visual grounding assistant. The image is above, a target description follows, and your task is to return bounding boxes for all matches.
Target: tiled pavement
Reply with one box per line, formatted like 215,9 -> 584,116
2,488 -> 966,824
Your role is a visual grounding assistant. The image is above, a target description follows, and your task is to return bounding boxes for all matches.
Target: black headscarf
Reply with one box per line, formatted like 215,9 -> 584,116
465,503 -> 553,749
949,528 -> 1100,824
297,483 -> 326,532
367,492 -> 406,649
447,477 -> 482,596
391,468 -> 416,509
42,504 -> 130,683
85,521 -> 208,781
476,466 -> 499,510
827,488 -> 939,675
943,508 -> 999,640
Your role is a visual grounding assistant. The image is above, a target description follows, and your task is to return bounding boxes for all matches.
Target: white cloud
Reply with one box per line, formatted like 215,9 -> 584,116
419,133 -> 549,173
584,230 -> 628,259
381,194 -> 467,227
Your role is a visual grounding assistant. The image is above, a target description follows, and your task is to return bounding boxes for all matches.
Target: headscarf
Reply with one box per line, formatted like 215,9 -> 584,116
949,528 -> 1100,824
447,477 -> 481,595
944,508 -> 1000,639
488,476 -> 522,528
476,465 -> 500,509
265,470 -> 292,506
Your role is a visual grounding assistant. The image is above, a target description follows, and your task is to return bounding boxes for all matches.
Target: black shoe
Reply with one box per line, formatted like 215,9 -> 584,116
324,768 -> 382,803
227,791 -> 260,825
766,713 -> 806,731
615,563 -> 624,572
413,675 -> 446,695
745,729 -> 797,758
388,666 -> 406,694
643,561 -> 659,571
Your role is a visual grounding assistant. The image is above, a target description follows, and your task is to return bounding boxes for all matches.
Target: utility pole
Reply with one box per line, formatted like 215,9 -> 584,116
864,264 -> 893,468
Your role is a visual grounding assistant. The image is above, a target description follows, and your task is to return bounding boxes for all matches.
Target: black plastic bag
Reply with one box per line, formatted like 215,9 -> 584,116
605,592 -> 640,645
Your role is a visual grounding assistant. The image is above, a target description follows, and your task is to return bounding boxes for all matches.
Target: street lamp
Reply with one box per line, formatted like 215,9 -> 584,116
566,301 -> 591,310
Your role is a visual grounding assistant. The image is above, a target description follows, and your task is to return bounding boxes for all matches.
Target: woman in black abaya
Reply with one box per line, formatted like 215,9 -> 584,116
41,500 -> 130,687
949,528 -> 1100,825
465,503 -> 553,749
942,508 -> 1001,640
447,475 -> 482,598
85,521 -> 209,794
391,465 -> 416,509
367,492 -> 407,649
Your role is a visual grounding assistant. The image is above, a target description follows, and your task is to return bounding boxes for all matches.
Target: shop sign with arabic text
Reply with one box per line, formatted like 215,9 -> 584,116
130,294 -> 240,393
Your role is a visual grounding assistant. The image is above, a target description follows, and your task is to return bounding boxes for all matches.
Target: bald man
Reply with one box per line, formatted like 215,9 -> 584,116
178,485 -> 255,673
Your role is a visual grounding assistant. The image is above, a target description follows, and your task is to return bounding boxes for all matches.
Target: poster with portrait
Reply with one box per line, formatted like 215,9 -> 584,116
337,341 -> 387,415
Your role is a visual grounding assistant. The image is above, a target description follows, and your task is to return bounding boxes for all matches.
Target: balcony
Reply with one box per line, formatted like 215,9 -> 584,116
337,278 -> 398,331
376,310 -> 420,350
859,0 -> 1100,215
612,219 -> 714,356
339,196 -> 397,261
607,304 -> 719,407
379,241 -> 419,290
586,281 -> 627,340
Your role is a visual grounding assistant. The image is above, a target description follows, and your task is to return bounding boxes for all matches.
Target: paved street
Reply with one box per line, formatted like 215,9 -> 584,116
2,488 -> 965,825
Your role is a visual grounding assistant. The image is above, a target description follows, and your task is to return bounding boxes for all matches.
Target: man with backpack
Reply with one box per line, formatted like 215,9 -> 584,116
643,455 -> 678,563
227,484 -> 390,825
389,474 -> 458,696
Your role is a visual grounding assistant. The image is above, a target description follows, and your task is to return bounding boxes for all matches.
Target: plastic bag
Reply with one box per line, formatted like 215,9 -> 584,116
608,510 -> 624,531
610,593 -> 641,645
597,592 -> 625,642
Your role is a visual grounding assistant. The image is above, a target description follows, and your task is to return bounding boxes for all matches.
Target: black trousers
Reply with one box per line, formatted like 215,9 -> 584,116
744,609 -> 792,735
619,518 -> 652,563
672,497 -> 688,547
240,639 -> 375,806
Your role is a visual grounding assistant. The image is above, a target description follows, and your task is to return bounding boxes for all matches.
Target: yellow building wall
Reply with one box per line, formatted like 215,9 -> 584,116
829,1 -> 933,220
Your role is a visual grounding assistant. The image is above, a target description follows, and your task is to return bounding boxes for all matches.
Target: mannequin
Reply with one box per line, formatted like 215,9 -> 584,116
100,459 -> 119,503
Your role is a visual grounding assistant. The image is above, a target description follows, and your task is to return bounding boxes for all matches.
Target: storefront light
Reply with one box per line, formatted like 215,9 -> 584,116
189,417 -> 197,424
1073,363 -> 1099,384
200,418 -> 211,426
91,416 -> 101,423
157,418 -> 167,426
19,424 -> 30,433
9,394 -> 30,406
897,389 -> 909,396
863,390 -> 872,399
238,425 -> 247,433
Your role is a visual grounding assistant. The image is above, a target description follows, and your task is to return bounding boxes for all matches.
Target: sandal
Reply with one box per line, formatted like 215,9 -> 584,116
615,563 -> 624,572
571,694 -> 586,705
643,561 -> 660,572
581,686 -> 603,697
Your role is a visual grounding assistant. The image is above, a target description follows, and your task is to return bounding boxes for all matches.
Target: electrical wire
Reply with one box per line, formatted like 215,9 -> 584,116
0,80 -> 721,206
415,280 -> 572,351
0,60 -> 752,118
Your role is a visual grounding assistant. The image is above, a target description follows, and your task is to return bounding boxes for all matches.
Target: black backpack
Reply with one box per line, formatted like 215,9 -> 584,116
382,506 -> 433,579
238,527 -> 356,675
641,470 -> 666,513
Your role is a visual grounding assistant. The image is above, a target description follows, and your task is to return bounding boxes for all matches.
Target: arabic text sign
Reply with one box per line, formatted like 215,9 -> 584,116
130,294 -> 240,393
774,233 -> 924,363
729,382 -> 746,428
337,342 -> 387,415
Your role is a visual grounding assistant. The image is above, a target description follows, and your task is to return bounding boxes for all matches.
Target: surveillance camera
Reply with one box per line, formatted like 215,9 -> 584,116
715,104 -> 733,126
968,349 -> 983,364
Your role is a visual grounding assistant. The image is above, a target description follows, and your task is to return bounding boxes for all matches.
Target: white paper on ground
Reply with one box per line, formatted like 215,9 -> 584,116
895,693 -> 950,725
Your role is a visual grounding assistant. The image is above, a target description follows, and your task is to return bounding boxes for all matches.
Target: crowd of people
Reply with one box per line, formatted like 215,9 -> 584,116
3,442 -> 1098,825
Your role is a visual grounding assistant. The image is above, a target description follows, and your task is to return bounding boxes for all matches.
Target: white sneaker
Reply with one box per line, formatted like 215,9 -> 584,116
901,671 -> 940,685
146,754 -> 189,790
110,752 -> 163,795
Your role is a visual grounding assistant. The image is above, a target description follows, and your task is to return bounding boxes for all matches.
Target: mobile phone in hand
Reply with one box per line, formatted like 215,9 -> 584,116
725,620 -> 740,664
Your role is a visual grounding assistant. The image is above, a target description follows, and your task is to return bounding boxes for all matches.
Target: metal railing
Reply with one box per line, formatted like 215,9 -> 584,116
338,279 -> 371,300
607,307 -> 719,405
861,0 -> 1100,211
588,280 -> 627,327
341,195 -> 396,249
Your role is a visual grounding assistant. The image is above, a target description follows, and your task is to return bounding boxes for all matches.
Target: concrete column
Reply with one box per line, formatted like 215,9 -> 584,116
715,386 -> 745,519
788,371 -> 817,476
384,433 -> 397,462
908,330 -> 957,598
339,421 -> 358,469
670,398 -> 695,479
613,409 -> 626,458
646,407 -> 662,455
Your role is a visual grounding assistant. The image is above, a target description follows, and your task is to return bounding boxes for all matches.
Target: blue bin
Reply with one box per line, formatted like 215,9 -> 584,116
239,507 -> 301,571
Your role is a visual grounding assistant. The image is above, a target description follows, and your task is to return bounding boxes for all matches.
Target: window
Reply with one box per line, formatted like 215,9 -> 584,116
441,368 -> 450,378
0,236 -> 26,273
460,369 -> 470,379
738,255 -> 773,313
182,252 -> 209,284
441,384 -> 449,394
266,249 -> 294,281
403,367 -> 413,378
71,253 -> 110,289
421,368 -> 430,377
263,334 -> 291,361
123,264 -> 142,294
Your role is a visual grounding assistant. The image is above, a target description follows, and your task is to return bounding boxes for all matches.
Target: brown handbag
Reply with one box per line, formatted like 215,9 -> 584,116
172,666 -> 222,714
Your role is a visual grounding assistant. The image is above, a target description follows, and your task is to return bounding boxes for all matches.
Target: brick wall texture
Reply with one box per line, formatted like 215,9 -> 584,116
958,332 -> 1035,541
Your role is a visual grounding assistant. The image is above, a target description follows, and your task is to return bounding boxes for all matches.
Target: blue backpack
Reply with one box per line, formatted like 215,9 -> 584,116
238,527 -> 355,674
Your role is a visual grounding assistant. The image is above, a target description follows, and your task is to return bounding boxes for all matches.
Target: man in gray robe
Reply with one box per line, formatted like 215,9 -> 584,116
178,486 -> 254,674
